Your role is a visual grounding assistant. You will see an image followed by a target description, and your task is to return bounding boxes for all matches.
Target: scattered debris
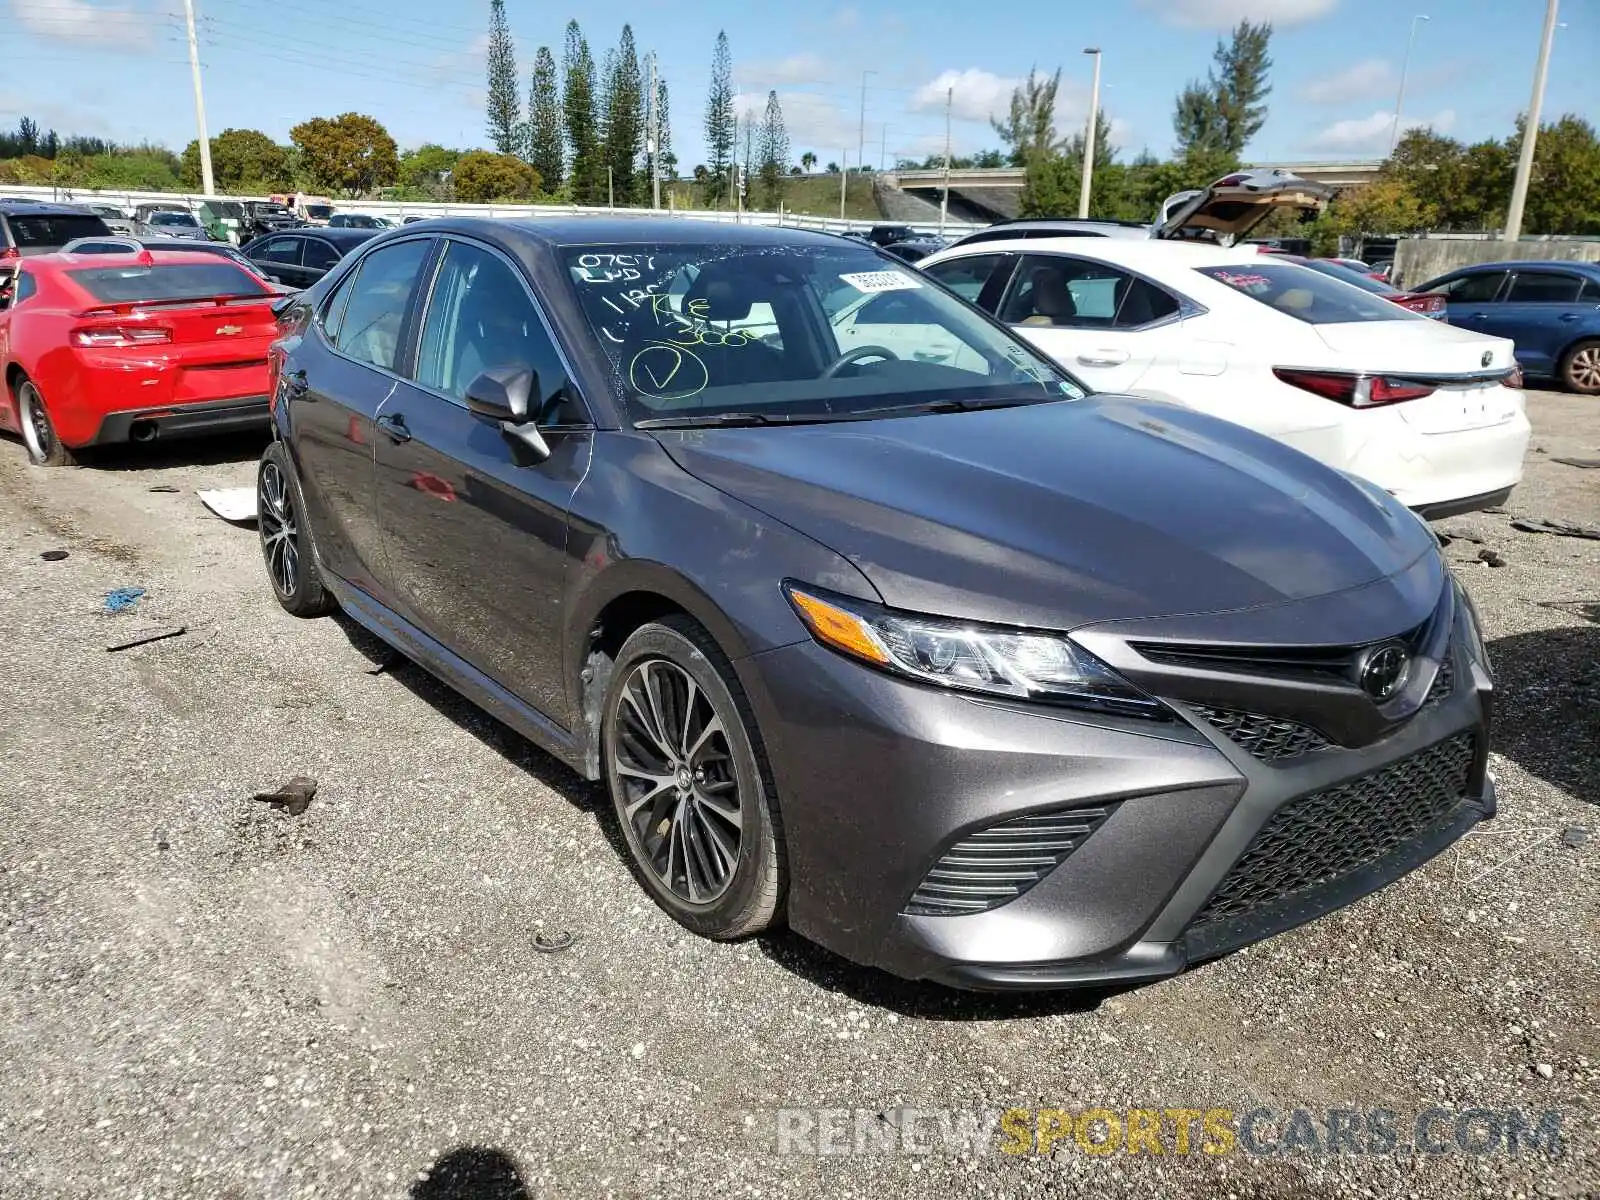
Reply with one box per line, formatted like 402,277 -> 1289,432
148,484 -> 181,494
1535,1063 -> 1555,1080
1478,548 -> 1507,568
1551,457 -> 1600,470
39,549 -> 69,562
198,487 -> 258,524
155,829 -> 171,852
1511,517 -> 1600,542
1563,827 -> 1590,849
1436,527 -> 1484,548
103,586 -> 146,614
365,651 -> 405,676
252,775 -> 318,817
532,930 -> 576,953
1481,506 -> 1508,514
106,624 -> 187,652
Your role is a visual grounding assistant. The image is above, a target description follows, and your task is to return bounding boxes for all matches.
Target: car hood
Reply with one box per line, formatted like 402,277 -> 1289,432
655,396 -> 1437,631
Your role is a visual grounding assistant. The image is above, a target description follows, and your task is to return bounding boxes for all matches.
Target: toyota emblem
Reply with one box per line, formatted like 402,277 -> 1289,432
1359,644 -> 1410,701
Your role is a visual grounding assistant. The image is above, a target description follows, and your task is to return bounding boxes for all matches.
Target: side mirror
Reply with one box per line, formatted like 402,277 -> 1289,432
464,366 -> 549,463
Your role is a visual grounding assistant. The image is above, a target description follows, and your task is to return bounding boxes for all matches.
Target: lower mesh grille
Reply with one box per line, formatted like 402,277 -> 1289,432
1190,733 -> 1476,929
1423,645 -> 1455,708
1191,705 -> 1331,763
905,805 -> 1117,916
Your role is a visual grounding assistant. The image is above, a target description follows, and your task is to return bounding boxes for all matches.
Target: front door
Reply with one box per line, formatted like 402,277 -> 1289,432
1433,270 -> 1509,336
372,237 -> 592,728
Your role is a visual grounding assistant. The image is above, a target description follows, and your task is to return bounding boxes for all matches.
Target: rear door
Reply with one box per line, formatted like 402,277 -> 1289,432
1426,270 -> 1509,335
1495,269 -> 1594,375
287,235 -> 434,599
301,237 -> 343,282
372,236 -> 592,726
994,253 -> 1176,392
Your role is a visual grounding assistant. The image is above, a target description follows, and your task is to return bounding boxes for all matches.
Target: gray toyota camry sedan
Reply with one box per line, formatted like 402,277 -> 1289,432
257,217 -> 1495,990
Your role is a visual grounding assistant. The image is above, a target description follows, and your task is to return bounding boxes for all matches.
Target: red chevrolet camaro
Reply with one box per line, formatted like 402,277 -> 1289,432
0,243 -> 283,465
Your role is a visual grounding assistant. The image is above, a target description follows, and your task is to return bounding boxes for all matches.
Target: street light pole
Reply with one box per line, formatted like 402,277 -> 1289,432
839,150 -> 848,220
939,87 -> 952,237
182,0 -> 213,196
1504,0 -> 1560,243
857,71 -> 875,178
1077,47 -> 1102,220
1389,14 -> 1430,157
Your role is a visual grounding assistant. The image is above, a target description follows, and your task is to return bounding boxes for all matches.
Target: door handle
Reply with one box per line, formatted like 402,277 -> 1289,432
1468,312 -> 1489,320
1077,350 -> 1130,367
1558,312 -> 1580,321
375,413 -> 412,443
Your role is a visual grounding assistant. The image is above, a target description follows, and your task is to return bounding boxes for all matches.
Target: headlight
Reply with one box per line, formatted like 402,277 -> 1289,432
784,584 -> 1163,716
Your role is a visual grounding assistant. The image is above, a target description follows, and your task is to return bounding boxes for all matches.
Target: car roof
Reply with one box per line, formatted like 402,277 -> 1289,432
395,215 -> 845,251
259,226 -> 377,246
0,200 -> 97,215
1448,260 -> 1600,274
932,235 -> 1263,270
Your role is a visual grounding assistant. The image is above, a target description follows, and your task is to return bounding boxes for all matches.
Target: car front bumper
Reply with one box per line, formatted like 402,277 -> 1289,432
743,605 -> 1493,991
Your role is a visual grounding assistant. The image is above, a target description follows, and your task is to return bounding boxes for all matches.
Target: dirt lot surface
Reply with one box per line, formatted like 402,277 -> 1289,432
0,393 -> 1595,1199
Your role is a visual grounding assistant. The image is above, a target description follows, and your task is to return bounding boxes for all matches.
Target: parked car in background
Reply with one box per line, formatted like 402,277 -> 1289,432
256,216 -> 1495,990
882,236 -> 948,264
0,243 -> 280,464
949,218 -> 1151,248
133,205 -> 209,240
920,235 -> 1528,518
239,227 -> 379,289
328,212 -> 396,230
1319,256 -> 1384,280
861,223 -> 916,247
1415,261 -> 1600,395
1284,255 -> 1447,319
61,234 -> 278,283
268,193 -> 336,226
87,204 -> 135,237
241,201 -> 300,241
0,201 -> 112,258
196,199 -> 247,244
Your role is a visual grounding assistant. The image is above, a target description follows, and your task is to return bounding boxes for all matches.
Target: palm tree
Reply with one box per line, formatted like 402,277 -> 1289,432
801,151 -> 817,174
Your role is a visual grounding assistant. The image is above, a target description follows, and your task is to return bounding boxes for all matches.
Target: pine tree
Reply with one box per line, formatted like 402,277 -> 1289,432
563,21 -> 601,204
991,68 -> 1065,168
602,26 -> 644,206
757,90 -> 790,210
654,77 -> 676,180
1173,20 -> 1273,160
485,0 -> 521,155
528,46 -> 563,190
704,31 -> 735,206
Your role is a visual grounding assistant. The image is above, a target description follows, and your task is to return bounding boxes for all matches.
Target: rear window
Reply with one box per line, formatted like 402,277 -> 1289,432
1298,258 -> 1394,296
1197,262 -> 1421,324
67,263 -> 268,303
8,214 -> 112,247
305,205 -> 334,220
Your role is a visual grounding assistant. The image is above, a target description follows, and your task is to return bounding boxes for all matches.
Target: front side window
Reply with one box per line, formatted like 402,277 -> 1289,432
332,239 -> 431,372
1506,272 -> 1585,303
302,240 -> 340,270
1427,271 -> 1507,304
1198,261 -> 1424,324
562,241 -> 1084,425
255,237 -> 303,265
922,254 -> 1009,306
414,240 -> 570,420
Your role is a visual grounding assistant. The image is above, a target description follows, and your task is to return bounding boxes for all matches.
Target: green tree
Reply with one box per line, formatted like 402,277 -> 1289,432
1173,20 -> 1272,159
801,150 -> 816,173
991,68 -> 1065,167
757,90 -> 790,209
651,75 -> 673,186
180,127 -> 292,192
602,25 -> 644,205
398,144 -> 459,199
289,113 -> 399,197
563,21 -> 602,204
704,31 -> 735,205
1508,114 -> 1600,235
528,46 -> 564,190
454,150 -> 540,202
485,0 -> 521,155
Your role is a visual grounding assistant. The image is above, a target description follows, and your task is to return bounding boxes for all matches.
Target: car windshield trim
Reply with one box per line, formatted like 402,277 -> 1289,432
560,240 -> 1086,428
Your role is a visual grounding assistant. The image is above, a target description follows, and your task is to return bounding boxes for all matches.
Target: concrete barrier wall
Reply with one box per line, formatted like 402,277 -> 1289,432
1394,238 -> 1600,289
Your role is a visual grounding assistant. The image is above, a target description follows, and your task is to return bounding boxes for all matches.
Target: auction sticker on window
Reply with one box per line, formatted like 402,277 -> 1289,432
839,271 -> 923,293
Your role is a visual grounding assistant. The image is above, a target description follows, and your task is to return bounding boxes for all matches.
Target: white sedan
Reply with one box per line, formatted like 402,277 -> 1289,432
917,237 -> 1530,519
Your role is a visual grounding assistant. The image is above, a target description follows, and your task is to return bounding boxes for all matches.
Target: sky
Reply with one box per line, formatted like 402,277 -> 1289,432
4,0 -> 1596,170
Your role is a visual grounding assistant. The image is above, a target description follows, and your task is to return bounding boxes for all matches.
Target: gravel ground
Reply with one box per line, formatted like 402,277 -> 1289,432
0,393 -> 1595,1199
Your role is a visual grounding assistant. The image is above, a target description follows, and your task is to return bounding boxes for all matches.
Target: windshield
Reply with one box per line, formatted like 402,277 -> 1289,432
9,214 -> 110,246
150,211 -> 200,227
1196,261 -> 1421,325
305,205 -> 334,220
563,241 -> 1085,426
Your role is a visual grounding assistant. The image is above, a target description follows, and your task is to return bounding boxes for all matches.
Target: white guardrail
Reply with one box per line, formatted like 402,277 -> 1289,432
0,183 -> 986,239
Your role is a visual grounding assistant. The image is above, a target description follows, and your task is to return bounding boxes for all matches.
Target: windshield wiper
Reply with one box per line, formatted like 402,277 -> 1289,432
844,396 -> 1048,420
636,411 -> 801,429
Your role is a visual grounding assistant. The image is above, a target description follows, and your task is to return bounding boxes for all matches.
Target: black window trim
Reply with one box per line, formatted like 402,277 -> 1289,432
312,232 -> 438,383
1435,269 -> 1511,303
992,250 -> 1201,331
400,233 -> 594,427
1504,268 -> 1588,303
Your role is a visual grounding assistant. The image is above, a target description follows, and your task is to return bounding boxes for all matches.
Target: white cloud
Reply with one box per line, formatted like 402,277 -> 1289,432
735,54 -> 829,88
909,69 -> 1021,123
1310,107 -> 1456,154
1137,0 -> 1336,28
1299,58 -> 1395,105
13,0 -> 148,46
732,89 -> 859,161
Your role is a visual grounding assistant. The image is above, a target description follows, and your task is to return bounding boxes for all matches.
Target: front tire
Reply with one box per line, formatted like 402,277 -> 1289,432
17,380 -> 75,467
257,441 -> 336,617
1559,339 -> 1600,395
602,617 -> 785,939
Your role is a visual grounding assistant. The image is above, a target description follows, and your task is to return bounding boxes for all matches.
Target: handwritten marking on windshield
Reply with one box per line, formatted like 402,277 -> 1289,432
629,342 -> 709,402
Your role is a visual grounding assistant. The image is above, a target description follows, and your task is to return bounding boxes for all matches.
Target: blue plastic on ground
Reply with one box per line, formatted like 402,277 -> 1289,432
104,587 -> 146,614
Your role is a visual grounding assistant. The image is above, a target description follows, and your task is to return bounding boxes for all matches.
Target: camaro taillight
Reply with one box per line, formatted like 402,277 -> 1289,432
1273,368 -> 1436,408
71,325 -> 174,348
0,246 -> 18,262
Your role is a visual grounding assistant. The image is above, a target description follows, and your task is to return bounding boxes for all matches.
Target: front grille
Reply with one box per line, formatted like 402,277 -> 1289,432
1189,733 -> 1476,929
904,805 -> 1117,916
1423,644 -> 1455,709
1190,704 -> 1332,763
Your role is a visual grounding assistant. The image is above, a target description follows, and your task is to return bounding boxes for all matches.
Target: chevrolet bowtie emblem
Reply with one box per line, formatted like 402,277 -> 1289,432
216,324 -> 244,336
